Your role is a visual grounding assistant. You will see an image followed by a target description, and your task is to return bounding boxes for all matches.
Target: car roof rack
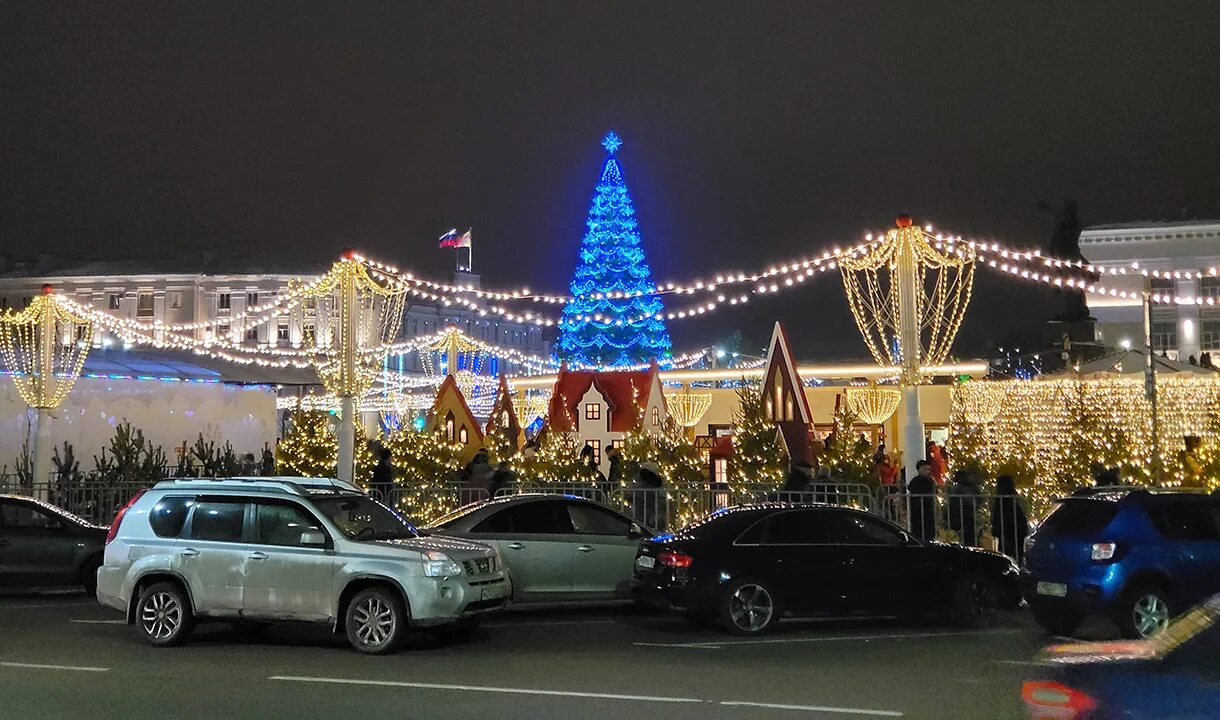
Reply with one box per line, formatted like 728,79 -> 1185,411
152,477 -> 315,497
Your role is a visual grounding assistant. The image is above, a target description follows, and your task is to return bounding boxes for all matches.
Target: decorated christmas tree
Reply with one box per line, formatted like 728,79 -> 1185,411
819,404 -> 875,488
557,131 -> 672,366
728,382 -> 787,490
276,409 -> 374,482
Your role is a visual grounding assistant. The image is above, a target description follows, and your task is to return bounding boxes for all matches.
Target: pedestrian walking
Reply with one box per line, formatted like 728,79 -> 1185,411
371,446 -> 394,502
946,470 -> 980,546
991,475 -> 1029,563
907,460 -> 937,541
605,446 -> 623,494
782,459 -> 814,493
488,460 -> 515,497
632,460 -> 664,530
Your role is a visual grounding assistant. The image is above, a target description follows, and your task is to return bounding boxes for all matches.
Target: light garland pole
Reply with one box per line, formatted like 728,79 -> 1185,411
336,261 -> 358,484
0,285 -> 92,496
894,216 -> 925,474
1143,287 -> 1161,482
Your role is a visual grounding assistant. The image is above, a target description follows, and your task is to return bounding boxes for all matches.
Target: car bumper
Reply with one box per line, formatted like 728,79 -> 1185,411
631,577 -> 716,614
405,572 -> 512,627
1020,571 -> 1119,614
95,566 -> 126,614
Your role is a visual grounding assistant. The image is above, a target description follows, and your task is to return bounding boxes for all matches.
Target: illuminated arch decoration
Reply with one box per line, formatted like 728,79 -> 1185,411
845,383 -> 902,425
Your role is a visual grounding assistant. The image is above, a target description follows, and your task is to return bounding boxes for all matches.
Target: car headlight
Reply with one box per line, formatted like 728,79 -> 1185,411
422,550 -> 463,577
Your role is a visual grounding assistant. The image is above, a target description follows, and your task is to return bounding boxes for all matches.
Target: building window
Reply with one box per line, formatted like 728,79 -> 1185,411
459,426 -> 469,444
651,407 -> 660,426
1202,318 -> 1220,351
445,413 -> 456,442
500,410 -> 510,427
218,322 -> 231,338
108,293 -> 121,310
169,291 -> 183,309
1149,277 -> 1175,295
217,293 -> 231,311
1202,277 -> 1220,299
585,403 -> 601,420
611,439 -> 625,451
246,292 -> 258,307
304,297 -> 317,310
713,458 -> 728,485
277,321 -> 290,341
137,292 -> 154,318
773,382 -> 784,422
1151,321 -> 1177,352
587,439 -> 601,464
302,323 -> 316,345
245,326 -> 259,342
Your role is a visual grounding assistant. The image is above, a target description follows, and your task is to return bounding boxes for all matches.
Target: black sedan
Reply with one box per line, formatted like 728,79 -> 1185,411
0,495 -> 108,595
632,504 -> 1020,635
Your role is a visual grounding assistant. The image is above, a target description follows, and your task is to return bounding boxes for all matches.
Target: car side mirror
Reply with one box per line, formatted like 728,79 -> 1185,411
899,531 -> 918,546
628,522 -> 646,539
300,530 -> 328,547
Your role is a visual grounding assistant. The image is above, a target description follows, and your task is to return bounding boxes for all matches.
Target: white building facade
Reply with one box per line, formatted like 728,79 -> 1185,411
1080,221 -> 1220,361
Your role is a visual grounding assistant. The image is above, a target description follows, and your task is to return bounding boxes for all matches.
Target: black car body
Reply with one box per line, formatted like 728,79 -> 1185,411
632,504 -> 1019,635
1021,595 -> 1220,719
0,494 -> 108,594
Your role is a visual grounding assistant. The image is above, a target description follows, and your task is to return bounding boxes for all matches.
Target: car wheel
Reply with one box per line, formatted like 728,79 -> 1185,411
720,579 -> 779,636
80,556 -> 102,598
951,573 -> 999,628
345,587 -> 408,654
1117,585 -> 1173,639
1030,605 -> 1082,637
136,581 -> 195,647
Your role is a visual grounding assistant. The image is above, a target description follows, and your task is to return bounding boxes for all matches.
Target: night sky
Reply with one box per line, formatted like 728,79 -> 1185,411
3,2 -> 1219,359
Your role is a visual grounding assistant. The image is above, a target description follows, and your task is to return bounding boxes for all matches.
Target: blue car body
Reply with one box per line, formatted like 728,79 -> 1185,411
1021,490 -> 1220,637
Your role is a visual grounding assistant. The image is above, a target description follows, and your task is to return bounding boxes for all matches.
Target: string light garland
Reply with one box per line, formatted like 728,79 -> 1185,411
844,383 -> 902,425
0,288 -> 93,409
664,388 -> 714,428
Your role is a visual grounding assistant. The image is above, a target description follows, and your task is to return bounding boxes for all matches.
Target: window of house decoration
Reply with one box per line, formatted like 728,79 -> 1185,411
785,394 -> 794,422
713,458 -> 728,485
445,414 -> 456,442
137,292 -> 154,318
500,410 -> 510,427
585,403 -> 601,420
651,407 -> 660,426
459,426 -> 469,444
773,381 -> 784,422
587,439 -> 601,464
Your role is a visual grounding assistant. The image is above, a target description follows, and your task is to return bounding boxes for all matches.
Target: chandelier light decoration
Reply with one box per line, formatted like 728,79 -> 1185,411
664,387 -> 714,428
514,391 -> 551,428
844,383 -> 902,425
0,286 -> 93,410
839,217 -> 976,382
954,380 -> 1004,425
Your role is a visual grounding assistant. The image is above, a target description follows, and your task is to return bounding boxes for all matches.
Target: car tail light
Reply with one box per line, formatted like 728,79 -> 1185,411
105,490 -> 146,545
1090,542 -> 1119,562
657,550 -> 693,568
1021,681 -> 1098,719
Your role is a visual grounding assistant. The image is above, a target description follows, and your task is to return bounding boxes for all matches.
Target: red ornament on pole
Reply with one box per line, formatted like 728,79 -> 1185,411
895,214 -> 913,229
41,283 -> 54,295
341,248 -> 358,261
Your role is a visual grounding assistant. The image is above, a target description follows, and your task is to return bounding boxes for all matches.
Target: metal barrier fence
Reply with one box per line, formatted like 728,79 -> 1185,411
494,483 -> 611,504
370,485 -> 491,527
2,481 -> 152,526
754,484 -> 877,513
876,489 -> 1031,561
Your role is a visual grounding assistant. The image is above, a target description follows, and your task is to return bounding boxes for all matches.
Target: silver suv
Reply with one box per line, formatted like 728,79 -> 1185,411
95,478 -> 510,654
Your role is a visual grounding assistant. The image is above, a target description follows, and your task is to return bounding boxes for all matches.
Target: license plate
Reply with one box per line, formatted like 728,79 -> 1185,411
636,555 -> 655,569
1036,581 -> 1068,597
480,584 -> 508,600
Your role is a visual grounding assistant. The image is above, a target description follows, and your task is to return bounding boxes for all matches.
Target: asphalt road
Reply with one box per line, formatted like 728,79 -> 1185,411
0,593 -> 1061,720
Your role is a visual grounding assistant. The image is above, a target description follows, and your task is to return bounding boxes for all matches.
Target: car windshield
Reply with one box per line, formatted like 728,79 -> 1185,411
312,495 -> 419,541
1039,499 -> 1119,537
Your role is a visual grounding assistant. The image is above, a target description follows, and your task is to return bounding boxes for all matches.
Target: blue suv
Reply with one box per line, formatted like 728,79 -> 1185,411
1022,490 -> 1220,638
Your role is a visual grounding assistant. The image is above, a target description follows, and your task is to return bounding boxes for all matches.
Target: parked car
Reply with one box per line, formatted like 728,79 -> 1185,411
632,504 -> 1020,635
430,494 -> 651,602
1022,490 -> 1220,638
0,494 -> 108,595
96,477 -> 509,653
1021,594 -> 1220,720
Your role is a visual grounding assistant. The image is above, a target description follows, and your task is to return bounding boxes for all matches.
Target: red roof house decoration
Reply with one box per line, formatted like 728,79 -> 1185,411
484,374 -> 523,451
761,322 -> 817,465
545,360 -> 669,469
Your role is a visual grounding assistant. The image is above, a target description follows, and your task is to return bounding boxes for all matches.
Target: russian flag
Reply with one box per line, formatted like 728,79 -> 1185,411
440,228 -> 472,249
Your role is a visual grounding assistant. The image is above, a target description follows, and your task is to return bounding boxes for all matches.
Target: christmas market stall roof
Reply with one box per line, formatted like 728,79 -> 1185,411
1059,349 -> 1215,378
548,364 -> 661,433
77,348 -> 319,387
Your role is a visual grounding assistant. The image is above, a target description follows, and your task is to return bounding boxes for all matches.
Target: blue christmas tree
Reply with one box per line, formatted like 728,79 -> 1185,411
557,131 -> 673,367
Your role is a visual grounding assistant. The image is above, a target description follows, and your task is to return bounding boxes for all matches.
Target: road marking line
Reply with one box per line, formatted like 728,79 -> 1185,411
69,619 -> 125,624
635,629 -> 1022,649
0,602 -> 93,610
993,660 -> 1039,666
0,661 -> 109,673
485,619 -> 619,628
720,701 -> 903,717
268,676 -> 703,704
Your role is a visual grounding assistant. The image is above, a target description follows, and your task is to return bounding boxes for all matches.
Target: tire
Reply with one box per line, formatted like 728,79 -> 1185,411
345,587 -> 408,654
80,556 -> 102,598
1116,585 -> 1174,639
951,573 -> 999,628
1030,604 -> 1082,637
135,581 -> 195,647
719,579 -> 779,636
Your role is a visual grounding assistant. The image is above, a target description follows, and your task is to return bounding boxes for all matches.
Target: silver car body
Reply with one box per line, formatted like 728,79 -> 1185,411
431,494 -> 649,602
96,478 -> 510,629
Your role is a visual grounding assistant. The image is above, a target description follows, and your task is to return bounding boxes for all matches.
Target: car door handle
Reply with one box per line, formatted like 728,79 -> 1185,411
249,551 -> 268,560
577,545 -> 595,553
180,548 -> 200,557
507,543 -> 525,550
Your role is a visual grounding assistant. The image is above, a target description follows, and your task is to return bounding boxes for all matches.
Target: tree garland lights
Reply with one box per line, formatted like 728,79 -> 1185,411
728,382 -> 787,491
